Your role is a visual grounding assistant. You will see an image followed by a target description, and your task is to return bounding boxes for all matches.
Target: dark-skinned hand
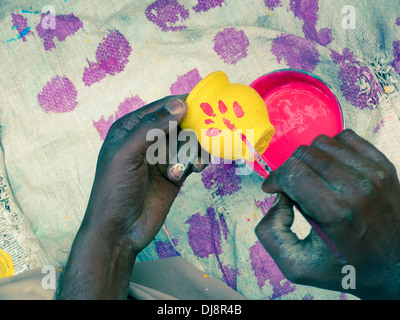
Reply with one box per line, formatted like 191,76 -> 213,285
256,129 -> 400,300
56,95 -> 206,299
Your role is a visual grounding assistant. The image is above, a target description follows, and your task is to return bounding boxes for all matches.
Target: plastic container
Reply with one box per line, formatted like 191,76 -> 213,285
249,69 -> 344,176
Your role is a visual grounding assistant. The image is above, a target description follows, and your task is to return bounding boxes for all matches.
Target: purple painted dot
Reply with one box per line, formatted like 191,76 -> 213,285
201,163 -> 242,197
249,241 -> 296,299
145,0 -> 190,32
83,30 -> 133,87
11,13 -> 34,42
396,17 -> 400,26
155,238 -> 180,259
316,27 -> 333,47
93,115 -> 115,141
193,0 -> 225,12
271,33 -> 320,72
340,292 -> 348,300
93,95 -> 146,140
114,96 -> 147,120
264,0 -> 282,10
254,195 -> 276,216
219,263 -> 237,290
185,206 -> 223,259
392,41 -> 400,75
37,76 -> 78,113
170,68 -> 202,95
213,27 -> 250,65
331,48 -> 380,110
35,13 -> 83,51
289,0 -> 333,46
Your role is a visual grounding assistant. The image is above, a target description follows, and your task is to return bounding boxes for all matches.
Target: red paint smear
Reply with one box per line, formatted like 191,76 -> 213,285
223,118 -> 236,131
201,102 -> 216,117
206,128 -> 222,137
233,101 -> 245,118
218,100 -> 228,114
205,119 -> 215,125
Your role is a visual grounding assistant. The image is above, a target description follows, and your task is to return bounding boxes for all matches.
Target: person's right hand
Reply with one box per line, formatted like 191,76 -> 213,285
255,129 -> 400,300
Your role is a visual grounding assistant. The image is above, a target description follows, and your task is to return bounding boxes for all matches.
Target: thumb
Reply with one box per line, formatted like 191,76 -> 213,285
124,98 -> 187,157
255,193 -> 300,262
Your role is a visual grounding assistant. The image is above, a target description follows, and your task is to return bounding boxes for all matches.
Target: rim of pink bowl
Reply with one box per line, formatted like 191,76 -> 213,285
248,68 -> 345,175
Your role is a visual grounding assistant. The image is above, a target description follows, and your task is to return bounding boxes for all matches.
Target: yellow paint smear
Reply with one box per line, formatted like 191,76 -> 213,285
0,250 -> 15,279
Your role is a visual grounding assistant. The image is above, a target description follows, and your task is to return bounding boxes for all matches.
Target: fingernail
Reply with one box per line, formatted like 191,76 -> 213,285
165,99 -> 184,115
271,194 -> 280,207
167,163 -> 186,182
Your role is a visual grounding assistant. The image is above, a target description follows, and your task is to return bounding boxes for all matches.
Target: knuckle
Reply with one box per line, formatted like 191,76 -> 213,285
358,178 -> 375,197
143,113 -> 160,126
384,162 -> 397,177
336,129 -> 357,141
284,156 -> 303,171
311,134 -> 331,147
338,207 -> 354,224
292,145 -> 311,160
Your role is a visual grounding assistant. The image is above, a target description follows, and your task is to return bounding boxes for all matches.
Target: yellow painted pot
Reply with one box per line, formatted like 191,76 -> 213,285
181,71 -> 275,161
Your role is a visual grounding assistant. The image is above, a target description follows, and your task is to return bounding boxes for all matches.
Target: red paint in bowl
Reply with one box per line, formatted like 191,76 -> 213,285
250,69 -> 344,175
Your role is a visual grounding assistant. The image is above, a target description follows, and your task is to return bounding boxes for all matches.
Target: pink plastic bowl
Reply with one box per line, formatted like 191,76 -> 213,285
249,69 -> 344,175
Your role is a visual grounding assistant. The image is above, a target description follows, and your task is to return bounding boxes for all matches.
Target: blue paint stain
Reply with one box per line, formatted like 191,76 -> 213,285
4,26 -> 31,43
21,10 -> 39,14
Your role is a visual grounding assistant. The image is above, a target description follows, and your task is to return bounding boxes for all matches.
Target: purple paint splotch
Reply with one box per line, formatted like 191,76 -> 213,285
392,41 -> 400,75
213,27 -> 250,65
396,17 -> 400,26
264,0 -> 282,10
289,0 -> 333,46
255,195 -> 277,216
186,206 -> 223,259
155,238 -> 180,259
83,30 -> 132,87
373,119 -> 386,134
219,263 -> 237,290
201,163 -> 242,197
331,48 -> 380,110
271,34 -> 320,72
186,206 -> 237,290
170,69 -> 202,95
37,76 -> 78,113
193,0 -> 225,12
11,13 -> 34,42
93,95 -> 146,140
249,241 -> 296,299
35,13 -> 83,51
145,0 -> 190,32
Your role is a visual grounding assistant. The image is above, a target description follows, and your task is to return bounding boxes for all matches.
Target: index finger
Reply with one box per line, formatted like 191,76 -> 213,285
262,157 -> 342,224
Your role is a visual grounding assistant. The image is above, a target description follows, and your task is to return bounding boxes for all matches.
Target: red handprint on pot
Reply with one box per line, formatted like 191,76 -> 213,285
181,71 -> 275,161
200,100 -> 245,137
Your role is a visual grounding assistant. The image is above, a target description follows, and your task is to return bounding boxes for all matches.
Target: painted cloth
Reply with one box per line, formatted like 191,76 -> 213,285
1,0 -> 400,300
